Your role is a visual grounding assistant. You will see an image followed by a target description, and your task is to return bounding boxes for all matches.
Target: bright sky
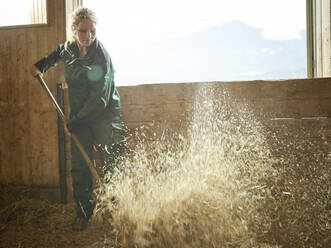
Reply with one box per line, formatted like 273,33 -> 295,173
1,1 -> 30,26
0,0 -> 307,85
83,0 -> 307,85
84,0 -> 306,47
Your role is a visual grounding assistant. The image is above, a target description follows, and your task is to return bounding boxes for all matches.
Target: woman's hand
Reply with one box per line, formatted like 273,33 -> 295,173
30,64 -> 42,77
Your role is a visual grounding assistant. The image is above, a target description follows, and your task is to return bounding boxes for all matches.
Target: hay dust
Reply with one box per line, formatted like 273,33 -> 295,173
1,84 -> 330,247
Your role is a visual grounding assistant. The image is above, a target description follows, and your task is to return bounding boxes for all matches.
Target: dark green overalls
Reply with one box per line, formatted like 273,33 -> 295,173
35,38 -> 125,219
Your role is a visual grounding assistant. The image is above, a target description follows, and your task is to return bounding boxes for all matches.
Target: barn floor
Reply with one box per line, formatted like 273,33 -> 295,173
1,141 -> 330,248
0,185 -> 115,248
0,119 -> 330,248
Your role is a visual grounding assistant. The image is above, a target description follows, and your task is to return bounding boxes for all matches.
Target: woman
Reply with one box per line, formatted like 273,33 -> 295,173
30,7 -> 125,231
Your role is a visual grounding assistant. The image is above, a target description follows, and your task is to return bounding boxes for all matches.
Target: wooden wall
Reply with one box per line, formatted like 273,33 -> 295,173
118,79 -> 331,184
120,78 -> 331,124
0,0 -> 66,187
119,78 -> 331,138
315,0 -> 331,77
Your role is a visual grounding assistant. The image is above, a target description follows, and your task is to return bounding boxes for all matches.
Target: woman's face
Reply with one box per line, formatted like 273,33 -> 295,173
74,19 -> 96,49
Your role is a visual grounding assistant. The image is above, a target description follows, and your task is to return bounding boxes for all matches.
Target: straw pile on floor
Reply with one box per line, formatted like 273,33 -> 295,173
0,184 -> 115,248
1,85 -> 330,248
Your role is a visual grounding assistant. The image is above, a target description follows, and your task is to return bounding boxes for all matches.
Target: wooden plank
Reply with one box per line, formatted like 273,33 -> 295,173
315,0 -> 323,76
262,118 -> 331,138
9,28 -> 20,183
321,0 -> 331,76
213,79 -> 331,100
16,29 -> 28,184
0,0 -> 66,186
0,31 -> 10,183
245,98 -> 331,118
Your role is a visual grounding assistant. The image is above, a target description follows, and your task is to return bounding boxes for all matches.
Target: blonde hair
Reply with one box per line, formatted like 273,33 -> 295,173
71,7 -> 98,29
71,7 -> 97,42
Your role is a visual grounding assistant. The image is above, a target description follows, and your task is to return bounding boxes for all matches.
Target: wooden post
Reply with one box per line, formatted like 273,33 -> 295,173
57,83 -> 67,203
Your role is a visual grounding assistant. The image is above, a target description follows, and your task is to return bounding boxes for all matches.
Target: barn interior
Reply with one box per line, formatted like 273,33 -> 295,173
0,0 -> 330,247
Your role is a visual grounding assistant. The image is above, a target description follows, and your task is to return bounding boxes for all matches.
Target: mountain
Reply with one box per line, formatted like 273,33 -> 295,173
115,21 -> 307,85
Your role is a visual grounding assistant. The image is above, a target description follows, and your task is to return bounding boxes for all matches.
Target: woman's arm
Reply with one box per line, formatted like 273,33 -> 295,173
31,44 -> 65,76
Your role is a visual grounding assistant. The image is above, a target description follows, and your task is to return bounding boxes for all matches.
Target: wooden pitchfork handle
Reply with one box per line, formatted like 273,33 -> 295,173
36,74 -> 101,181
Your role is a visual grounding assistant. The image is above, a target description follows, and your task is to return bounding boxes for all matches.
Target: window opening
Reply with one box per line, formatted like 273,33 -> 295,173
0,0 -> 47,28
83,0 -> 307,86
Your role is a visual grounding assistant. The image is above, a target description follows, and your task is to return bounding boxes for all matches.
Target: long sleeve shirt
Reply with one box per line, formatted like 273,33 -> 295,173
35,38 -> 122,126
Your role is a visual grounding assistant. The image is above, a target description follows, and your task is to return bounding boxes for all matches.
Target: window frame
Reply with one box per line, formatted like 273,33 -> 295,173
0,0 -> 49,30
